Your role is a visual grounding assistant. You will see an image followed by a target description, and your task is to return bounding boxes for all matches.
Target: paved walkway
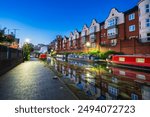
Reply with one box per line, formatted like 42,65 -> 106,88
0,58 -> 77,100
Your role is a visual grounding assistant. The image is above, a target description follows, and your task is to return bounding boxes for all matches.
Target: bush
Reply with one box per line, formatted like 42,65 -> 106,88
100,50 -> 123,59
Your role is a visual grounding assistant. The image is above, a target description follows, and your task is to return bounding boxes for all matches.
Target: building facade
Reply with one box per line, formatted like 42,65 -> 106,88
50,0 -> 150,55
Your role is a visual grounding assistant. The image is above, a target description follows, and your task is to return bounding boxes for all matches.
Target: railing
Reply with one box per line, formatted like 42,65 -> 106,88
107,34 -> 118,39
138,38 -> 150,43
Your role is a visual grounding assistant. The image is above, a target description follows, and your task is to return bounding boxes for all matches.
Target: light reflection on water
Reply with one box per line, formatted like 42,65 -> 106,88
49,58 -> 150,100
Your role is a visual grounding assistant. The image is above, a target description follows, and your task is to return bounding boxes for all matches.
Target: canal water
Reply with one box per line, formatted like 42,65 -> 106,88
48,58 -> 150,100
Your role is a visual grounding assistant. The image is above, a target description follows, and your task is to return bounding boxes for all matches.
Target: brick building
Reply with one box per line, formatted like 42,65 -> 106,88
50,0 -> 150,55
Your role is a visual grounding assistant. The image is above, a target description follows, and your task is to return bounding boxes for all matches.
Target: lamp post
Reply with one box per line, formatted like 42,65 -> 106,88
86,42 -> 91,53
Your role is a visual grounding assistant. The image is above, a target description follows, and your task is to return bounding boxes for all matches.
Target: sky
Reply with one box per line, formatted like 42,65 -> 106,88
0,0 -> 139,45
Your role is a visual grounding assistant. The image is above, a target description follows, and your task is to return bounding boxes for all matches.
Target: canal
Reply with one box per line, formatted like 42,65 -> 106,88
48,58 -> 150,100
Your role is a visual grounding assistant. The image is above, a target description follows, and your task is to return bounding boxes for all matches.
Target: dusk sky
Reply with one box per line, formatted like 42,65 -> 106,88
0,0 -> 139,45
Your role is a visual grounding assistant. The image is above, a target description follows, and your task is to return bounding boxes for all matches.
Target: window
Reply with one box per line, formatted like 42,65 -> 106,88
131,94 -> 138,100
145,4 -> 150,13
108,18 -> 117,27
129,25 -> 135,32
81,31 -> 86,36
146,19 -> 150,27
108,86 -> 119,96
129,13 -> 135,21
136,58 -> 145,63
74,34 -> 78,39
82,37 -> 86,44
90,34 -> 95,42
89,26 -> 96,34
101,41 -> 106,45
119,70 -> 126,75
91,43 -> 96,48
139,21 -> 141,29
139,8 -> 141,17
136,74 -> 146,80
110,39 -> 117,46
147,33 -> 150,41
119,57 -> 125,62
107,28 -> 118,36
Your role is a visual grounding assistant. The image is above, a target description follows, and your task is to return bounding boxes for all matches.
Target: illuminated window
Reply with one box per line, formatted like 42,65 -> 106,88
136,58 -> 145,63
119,57 -> 125,62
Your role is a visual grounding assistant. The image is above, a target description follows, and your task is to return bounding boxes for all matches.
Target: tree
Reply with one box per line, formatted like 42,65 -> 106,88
22,43 -> 34,61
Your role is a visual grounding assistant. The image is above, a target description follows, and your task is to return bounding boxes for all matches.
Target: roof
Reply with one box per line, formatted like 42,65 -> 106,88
124,6 -> 138,14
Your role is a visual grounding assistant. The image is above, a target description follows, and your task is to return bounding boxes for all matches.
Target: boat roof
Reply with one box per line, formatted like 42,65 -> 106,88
114,54 -> 150,58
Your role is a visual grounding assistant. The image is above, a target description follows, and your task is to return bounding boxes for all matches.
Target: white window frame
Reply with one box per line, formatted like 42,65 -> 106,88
129,25 -> 135,32
108,18 -> 117,27
145,4 -> 150,13
129,13 -> 135,21
146,19 -> 150,27
90,34 -> 95,42
107,28 -> 118,36
89,26 -> 96,34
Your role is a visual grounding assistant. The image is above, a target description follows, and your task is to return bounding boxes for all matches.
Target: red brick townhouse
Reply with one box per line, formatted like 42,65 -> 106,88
50,0 -> 150,55
100,6 -> 140,54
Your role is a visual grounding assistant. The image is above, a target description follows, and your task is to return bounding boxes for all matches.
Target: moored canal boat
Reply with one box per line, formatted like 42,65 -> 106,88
107,55 -> 150,70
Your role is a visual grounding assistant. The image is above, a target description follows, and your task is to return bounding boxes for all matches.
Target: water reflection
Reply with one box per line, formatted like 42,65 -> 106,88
49,58 -> 150,100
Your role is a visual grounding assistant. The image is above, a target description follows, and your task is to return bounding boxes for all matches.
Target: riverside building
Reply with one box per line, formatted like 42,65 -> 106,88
50,0 -> 150,55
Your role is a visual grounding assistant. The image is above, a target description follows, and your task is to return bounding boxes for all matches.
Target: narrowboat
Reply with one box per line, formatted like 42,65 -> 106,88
107,55 -> 150,69
39,54 -> 47,59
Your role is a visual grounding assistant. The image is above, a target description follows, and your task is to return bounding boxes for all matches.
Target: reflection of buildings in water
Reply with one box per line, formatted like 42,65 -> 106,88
50,59 -> 54,66
50,58 -> 150,100
54,64 -> 57,71
71,70 -> 77,82
62,66 -> 65,75
142,86 -> 150,100
100,73 -> 143,99
108,85 -> 119,97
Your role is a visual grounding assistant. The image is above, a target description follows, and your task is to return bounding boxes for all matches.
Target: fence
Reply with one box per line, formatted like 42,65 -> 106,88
0,45 -> 23,76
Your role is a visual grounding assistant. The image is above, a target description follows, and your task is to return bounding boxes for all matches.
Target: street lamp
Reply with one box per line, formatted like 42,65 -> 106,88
86,42 -> 91,48
25,38 -> 30,44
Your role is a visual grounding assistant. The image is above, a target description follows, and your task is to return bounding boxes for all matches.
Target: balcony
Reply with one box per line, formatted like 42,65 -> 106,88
107,34 -> 118,39
138,38 -> 150,43
107,25 -> 118,29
